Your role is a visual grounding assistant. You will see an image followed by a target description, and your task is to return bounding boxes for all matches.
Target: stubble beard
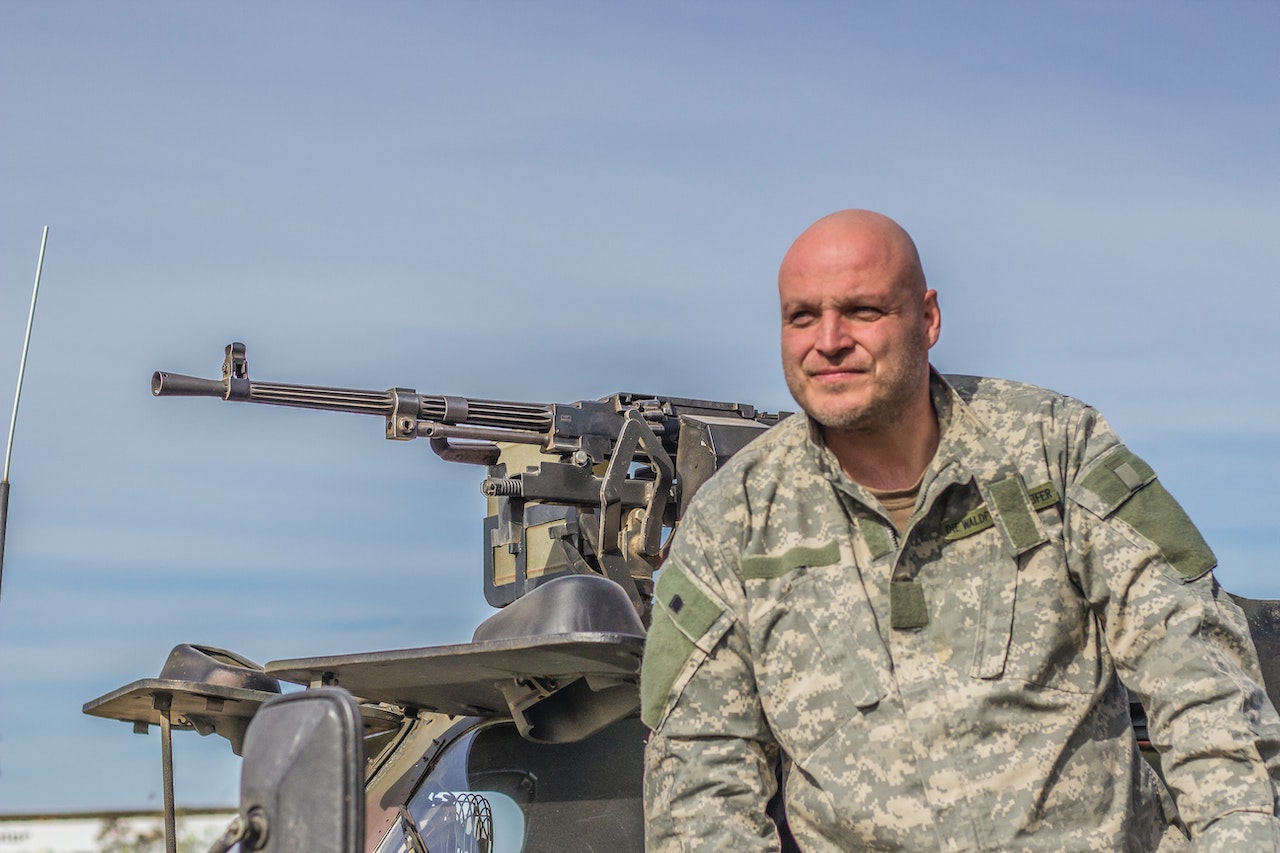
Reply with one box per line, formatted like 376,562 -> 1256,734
786,330 -> 929,436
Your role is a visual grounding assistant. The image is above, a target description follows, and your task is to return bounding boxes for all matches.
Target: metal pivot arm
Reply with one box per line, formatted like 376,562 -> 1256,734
594,411 -> 674,612
600,411 -> 672,562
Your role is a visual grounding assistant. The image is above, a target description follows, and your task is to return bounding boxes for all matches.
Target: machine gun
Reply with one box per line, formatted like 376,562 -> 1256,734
153,342 -> 788,618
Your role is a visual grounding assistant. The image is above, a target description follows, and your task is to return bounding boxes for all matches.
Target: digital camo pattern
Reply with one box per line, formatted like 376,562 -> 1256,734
641,373 -> 1280,852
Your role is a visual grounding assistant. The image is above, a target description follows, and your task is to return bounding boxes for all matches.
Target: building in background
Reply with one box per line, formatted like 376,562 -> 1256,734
0,810 -> 234,853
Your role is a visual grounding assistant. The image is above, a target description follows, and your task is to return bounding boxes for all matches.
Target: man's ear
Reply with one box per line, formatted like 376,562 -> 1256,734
923,289 -> 941,349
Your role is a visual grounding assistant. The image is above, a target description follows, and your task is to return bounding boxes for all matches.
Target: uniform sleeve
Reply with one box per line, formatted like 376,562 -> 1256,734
1064,409 -> 1280,851
640,497 -> 782,852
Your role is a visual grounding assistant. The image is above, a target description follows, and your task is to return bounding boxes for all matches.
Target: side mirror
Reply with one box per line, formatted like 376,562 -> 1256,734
237,687 -> 365,853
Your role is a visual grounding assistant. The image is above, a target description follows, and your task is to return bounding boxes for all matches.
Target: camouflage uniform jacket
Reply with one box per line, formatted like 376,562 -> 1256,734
641,373 -> 1280,852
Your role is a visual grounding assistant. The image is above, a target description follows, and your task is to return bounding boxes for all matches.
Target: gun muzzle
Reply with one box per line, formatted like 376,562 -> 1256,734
151,371 -> 227,399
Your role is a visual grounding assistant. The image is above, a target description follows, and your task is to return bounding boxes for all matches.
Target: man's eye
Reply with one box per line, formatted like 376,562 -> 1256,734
849,308 -> 883,322
786,311 -> 815,326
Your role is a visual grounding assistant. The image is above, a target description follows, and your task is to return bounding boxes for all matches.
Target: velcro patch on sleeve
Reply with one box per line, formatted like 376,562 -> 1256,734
1113,480 -> 1217,579
653,560 -> 727,652
640,561 -> 732,729
1074,445 -> 1216,580
1078,446 -> 1156,516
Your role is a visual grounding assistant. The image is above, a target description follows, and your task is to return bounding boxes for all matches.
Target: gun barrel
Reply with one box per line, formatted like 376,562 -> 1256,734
151,371 -> 227,398
250,381 -> 394,416
247,382 -> 554,429
154,355 -> 556,431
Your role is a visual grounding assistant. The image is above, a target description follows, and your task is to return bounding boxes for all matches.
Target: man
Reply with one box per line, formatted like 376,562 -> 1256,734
640,210 -> 1280,851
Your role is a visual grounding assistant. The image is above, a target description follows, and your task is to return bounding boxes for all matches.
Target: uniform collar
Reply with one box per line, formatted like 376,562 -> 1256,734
803,369 -> 1018,510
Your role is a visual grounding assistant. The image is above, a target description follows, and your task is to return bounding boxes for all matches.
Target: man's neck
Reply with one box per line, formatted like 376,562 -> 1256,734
823,392 -> 940,491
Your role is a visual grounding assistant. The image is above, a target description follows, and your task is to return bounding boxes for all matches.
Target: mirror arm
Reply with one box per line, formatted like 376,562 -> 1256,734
154,694 -> 178,853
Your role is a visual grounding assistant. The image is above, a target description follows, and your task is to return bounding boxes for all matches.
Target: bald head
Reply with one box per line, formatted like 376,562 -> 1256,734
779,209 -> 926,298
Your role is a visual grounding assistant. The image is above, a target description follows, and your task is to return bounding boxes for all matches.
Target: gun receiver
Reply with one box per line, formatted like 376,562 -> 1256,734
154,343 -> 787,618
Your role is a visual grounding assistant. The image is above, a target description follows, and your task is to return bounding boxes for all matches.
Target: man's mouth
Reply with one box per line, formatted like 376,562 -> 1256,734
809,366 -> 867,380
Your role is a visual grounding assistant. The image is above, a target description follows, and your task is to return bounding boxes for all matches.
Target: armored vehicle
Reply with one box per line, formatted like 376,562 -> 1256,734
84,343 -> 1280,853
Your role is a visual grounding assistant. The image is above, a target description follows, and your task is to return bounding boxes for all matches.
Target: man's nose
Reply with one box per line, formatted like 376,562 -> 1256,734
815,312 -> 852,355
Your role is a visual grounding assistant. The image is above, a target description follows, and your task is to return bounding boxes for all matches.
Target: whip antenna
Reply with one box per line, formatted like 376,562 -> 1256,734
1,226 -> 49,601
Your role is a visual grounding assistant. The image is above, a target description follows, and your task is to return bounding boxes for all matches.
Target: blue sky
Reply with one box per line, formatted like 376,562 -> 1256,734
1,0 -> 1277,813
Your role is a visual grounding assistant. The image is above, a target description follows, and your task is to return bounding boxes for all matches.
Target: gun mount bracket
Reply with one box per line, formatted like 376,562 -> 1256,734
387,388 -> 418,440
221,342 -> 250,401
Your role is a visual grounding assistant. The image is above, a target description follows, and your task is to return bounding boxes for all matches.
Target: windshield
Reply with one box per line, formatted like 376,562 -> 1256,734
375,716 -> 645,853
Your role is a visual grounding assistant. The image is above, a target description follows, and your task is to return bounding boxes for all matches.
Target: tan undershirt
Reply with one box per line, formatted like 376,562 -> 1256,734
865,476 -> 923,535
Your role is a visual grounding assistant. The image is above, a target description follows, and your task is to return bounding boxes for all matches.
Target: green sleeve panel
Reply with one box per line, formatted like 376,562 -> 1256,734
641,560 -> 733,730
1073,445 -> 1216,581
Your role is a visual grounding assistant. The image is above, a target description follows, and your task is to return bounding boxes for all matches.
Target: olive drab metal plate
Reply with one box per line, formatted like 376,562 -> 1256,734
265,632 -> 644,718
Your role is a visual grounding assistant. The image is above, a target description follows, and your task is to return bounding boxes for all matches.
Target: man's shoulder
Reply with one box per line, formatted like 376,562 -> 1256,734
945,373 -> 1076,407
943,373 -> 1093,423
939,373 -> 1103,459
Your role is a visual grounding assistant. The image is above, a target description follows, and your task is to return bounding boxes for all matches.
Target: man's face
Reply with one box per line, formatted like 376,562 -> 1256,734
779,228 -> 939,434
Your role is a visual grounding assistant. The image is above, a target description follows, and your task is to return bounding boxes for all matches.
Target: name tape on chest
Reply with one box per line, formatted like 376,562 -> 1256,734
943,482 -> 1059,542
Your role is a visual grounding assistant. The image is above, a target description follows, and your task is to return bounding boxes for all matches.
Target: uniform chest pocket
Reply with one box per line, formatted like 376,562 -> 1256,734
963,521 -> 1100,695
749,557 -> 890,764
951,476 -> 1100,694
